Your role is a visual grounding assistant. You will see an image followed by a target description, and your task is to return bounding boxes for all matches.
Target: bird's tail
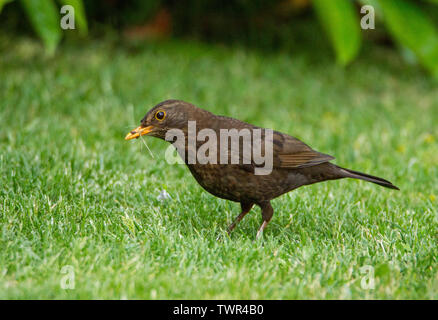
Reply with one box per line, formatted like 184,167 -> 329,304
337,166 -> 399,190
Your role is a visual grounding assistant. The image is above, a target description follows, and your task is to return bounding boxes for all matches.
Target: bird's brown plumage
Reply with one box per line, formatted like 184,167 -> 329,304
125,100 -> 398,238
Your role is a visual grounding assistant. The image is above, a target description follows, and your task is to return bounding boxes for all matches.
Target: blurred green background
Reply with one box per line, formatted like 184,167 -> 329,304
0,0 -> 437,299
2,0 -> 438,75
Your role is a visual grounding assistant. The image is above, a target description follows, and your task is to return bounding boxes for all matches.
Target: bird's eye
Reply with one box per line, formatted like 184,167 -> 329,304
155,110 -> 166,121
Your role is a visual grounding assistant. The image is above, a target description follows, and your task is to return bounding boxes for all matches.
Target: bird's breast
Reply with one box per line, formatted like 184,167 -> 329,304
185,163 -> 301,203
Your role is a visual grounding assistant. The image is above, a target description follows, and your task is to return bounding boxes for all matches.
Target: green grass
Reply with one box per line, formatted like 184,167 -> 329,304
0,35 -> 437,299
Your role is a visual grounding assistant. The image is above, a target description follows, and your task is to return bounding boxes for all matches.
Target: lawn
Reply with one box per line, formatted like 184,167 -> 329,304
0,35 -> 437,299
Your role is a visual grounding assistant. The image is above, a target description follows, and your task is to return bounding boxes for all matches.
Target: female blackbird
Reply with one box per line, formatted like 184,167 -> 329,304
125,100 -> 398,239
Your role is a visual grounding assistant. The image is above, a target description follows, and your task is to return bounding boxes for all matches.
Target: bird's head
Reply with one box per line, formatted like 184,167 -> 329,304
125,100 -> 195,140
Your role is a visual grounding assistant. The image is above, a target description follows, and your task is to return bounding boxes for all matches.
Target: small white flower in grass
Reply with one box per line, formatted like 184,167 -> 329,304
157,189 -> 172,201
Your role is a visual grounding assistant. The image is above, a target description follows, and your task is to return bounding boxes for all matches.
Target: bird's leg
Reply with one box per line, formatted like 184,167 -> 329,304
227,202 -> 254,235
256,201 -> 273,240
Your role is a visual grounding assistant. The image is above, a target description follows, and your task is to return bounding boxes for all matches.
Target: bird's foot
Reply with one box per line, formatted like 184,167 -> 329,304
255,220 -> 269,240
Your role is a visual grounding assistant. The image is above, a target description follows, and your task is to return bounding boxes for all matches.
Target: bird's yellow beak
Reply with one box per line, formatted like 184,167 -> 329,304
124,125 -> 155,140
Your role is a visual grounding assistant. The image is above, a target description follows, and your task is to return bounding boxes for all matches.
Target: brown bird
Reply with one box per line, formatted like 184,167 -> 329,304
125,100 -> 398,239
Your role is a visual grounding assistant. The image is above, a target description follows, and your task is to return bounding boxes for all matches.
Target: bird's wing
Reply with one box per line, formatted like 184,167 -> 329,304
272,131 -> 335,169
213,116 -> 334,170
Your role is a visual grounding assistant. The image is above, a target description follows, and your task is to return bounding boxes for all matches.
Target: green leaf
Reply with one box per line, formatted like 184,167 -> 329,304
20,0 -> 62,55
378,0 -> 438,77
0,0 -> 14,13
313,0 -> 362,66
58,0 -> 88,36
